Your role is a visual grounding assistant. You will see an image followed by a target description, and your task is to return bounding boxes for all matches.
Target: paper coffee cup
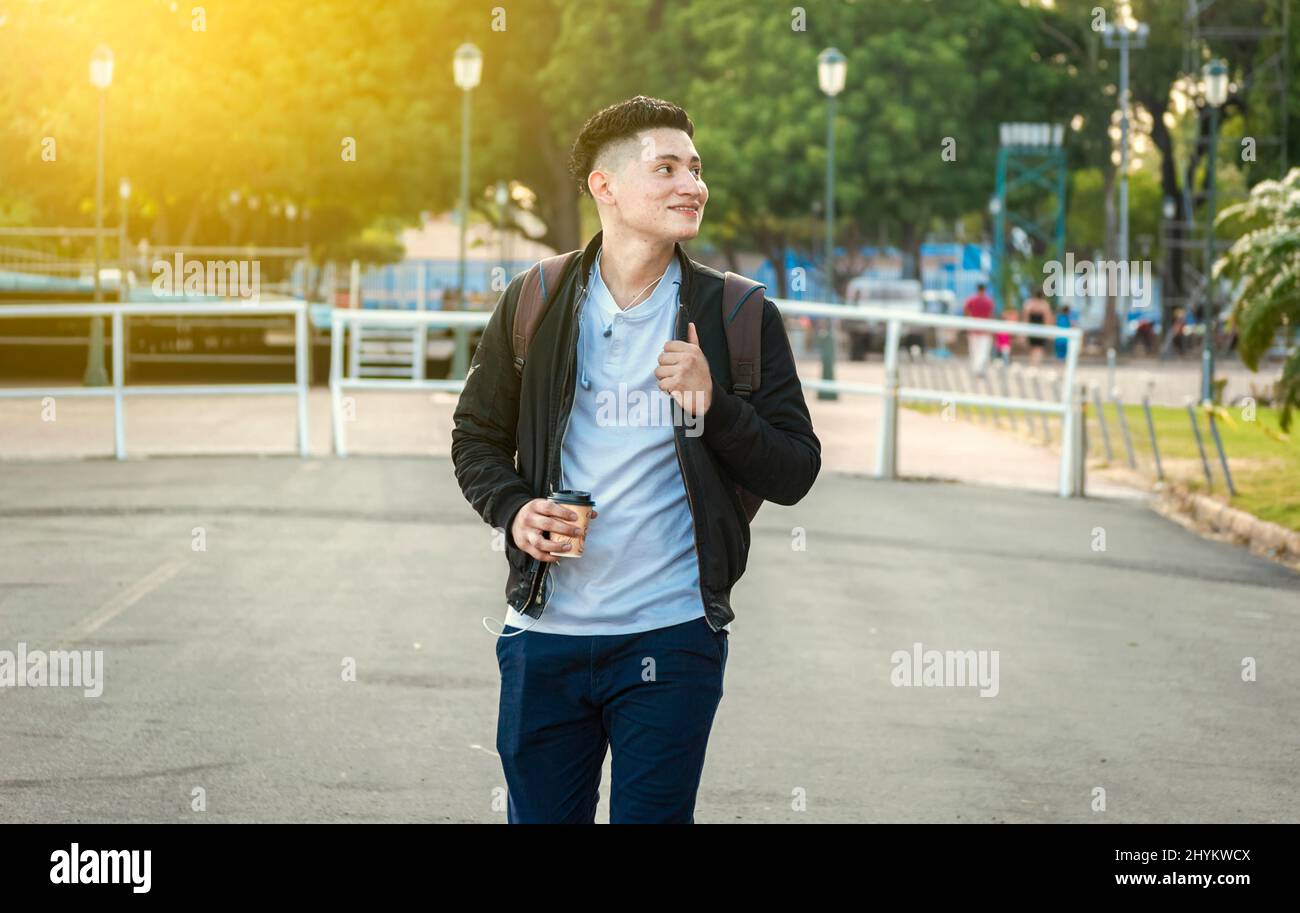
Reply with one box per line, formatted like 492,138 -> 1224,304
547,489 -> 595,558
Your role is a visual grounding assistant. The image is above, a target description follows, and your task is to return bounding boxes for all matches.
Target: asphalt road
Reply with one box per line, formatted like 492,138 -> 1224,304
0,456 -> 1295,823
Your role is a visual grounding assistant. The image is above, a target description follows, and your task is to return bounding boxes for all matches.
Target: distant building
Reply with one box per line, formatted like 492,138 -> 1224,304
363,212 -> 557,309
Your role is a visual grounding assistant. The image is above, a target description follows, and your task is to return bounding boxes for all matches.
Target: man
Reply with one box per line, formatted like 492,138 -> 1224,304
962,282 -> 995,376
450,96 -> 820,823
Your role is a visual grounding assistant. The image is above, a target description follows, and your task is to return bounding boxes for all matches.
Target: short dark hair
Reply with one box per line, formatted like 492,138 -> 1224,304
977,282 -> 987,292
568,95 -> 695,196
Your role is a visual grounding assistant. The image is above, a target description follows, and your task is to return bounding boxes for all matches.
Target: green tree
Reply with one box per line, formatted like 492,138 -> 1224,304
0,0 -> 465,256
1214,167 -> 1300,429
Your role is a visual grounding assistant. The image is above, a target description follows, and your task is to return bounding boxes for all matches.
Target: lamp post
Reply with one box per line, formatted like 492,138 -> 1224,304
495,179 -> 509,282
1200,58 -> 1228,403
84,45 -> 113,386
118,177 -> 130,302
451,43 -> 481,381
817,46 -> 846,401
279,200 -> 294,261
988,195 -> 1002,308
1104,10 -> 1149,350
1161,195 -> 1176,350
453,43 -> 481,313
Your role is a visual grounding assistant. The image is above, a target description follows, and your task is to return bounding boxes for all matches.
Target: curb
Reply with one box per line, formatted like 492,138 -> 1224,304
1161,483 -> 1300,567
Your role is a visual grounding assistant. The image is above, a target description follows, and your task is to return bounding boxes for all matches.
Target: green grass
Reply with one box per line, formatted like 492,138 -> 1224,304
1097,403 -> 1298,531
903,400 -> 1300,531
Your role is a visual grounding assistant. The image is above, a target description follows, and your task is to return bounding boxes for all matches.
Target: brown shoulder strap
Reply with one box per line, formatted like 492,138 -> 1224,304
721,271 -> 766,399
512,250 -> 582,376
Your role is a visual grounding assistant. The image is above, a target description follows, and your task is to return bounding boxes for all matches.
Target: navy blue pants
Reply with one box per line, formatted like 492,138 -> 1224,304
494,615 -> 728,824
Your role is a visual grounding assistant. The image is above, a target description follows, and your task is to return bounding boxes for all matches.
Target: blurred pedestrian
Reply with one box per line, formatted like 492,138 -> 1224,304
963,282 -> 994,376
1054,304 -> 1072,360
996,305 -> 1018,365
1170,307 -> 1187,357
1135,317 -> 1156,355
1021,286 -> 1053,367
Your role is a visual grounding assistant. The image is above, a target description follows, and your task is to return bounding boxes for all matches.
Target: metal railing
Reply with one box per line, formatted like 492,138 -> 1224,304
774,300 -> 1084,497
329,299 -> 1085,496
0,301 -> 311,459
329,308 -> 481,456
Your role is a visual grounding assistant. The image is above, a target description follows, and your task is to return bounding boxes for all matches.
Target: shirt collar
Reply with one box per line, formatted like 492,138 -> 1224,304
577,230 -> 695,324
589,251 -> 681,323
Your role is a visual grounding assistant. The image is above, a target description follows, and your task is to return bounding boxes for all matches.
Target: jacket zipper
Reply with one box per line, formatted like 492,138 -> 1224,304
524,277 -> 588,611
522,253 -> 715,632
671,299 -> 715,633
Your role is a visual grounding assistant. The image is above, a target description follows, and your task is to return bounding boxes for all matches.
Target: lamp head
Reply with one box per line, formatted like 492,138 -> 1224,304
1203,59 -> 1229,108
454,43 -> 482,91
89,44 -> 114,89
817,47 -> 846,97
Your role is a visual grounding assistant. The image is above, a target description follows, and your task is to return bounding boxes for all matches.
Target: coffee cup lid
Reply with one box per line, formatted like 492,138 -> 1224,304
549,489 -> 594,506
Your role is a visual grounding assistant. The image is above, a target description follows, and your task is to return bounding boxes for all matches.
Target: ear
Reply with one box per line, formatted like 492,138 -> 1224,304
588,168 -> 614,206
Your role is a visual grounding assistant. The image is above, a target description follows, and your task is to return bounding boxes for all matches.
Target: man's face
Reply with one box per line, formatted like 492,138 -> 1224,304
590,127 -> 708,242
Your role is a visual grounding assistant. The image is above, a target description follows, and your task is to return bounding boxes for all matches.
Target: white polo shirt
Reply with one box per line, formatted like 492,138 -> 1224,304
503,253 -> 705,635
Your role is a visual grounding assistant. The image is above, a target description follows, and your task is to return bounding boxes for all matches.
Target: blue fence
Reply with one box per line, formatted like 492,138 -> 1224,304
359,259 -> 536,309
749,242 -> 989,306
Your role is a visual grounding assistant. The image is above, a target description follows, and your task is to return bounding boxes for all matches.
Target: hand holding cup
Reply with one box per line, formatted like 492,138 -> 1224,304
510,494 -> 598,563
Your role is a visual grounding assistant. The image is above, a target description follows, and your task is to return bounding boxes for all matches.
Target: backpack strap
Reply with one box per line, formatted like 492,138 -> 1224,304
512,250 -> 583,377
720,271 -> 767,523
721,271 -> 766,399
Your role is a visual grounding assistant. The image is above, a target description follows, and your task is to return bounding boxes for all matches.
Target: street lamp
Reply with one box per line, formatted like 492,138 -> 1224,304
118,177 -> 130,303
1200,58 -> 1228,403
453,43 -> 481,308
451,43 -> 481,379
817,46 -> 846,401
495,179 -> 509,282
1104,11 -> 1149,350
84,44 -> 113,386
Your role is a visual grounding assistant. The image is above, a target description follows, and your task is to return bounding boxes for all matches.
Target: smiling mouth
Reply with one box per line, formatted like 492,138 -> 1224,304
670,205 -> 700,215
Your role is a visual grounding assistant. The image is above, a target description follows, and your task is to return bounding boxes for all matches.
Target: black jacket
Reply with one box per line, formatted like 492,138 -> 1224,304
450,230 -> 821,632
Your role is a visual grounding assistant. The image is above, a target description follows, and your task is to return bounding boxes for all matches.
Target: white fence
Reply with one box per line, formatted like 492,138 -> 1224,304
2,299 -> 1082,491
0,301 -> 311,459
774,300 -> 1083,497
329,308 -> 481,457
328,300 -> 1085,497
0,300 -> 1081,489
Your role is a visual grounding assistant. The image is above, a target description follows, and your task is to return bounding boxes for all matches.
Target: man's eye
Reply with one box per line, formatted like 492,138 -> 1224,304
657,165 -> 671,174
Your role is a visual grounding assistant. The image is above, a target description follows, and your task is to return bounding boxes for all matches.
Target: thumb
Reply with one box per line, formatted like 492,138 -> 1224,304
687,321 -> 700,346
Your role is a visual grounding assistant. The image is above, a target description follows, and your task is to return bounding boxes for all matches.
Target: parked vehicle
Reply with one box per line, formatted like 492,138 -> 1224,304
843,277 -> 925,359
841,278 -> 958,358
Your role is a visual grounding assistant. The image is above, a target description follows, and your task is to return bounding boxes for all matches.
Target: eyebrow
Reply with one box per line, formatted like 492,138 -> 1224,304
653,154 -> 702,166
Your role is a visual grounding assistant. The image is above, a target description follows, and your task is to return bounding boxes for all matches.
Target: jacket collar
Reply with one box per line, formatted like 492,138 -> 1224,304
577,230 -> 696,319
